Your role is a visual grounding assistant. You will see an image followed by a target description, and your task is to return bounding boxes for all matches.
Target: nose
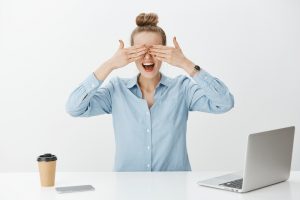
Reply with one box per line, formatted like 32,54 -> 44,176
144,49 -> 152,59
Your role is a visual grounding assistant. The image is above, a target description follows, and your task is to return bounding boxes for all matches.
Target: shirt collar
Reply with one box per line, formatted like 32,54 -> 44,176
126,72 -> 170,89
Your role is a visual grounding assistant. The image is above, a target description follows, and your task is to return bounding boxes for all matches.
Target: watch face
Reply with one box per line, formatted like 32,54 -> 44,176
194,65 -> 200,71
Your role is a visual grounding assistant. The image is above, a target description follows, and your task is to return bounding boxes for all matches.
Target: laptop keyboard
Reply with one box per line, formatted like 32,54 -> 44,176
219,178 -> 243,189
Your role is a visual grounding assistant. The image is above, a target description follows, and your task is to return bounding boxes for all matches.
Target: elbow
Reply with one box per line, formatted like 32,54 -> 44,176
222,92 -> 235,113
213,93 -> 235,114
65,100 -> 83,117
65,105 -> 79,117
229,93 -> 235,109
66,109 -> 81,117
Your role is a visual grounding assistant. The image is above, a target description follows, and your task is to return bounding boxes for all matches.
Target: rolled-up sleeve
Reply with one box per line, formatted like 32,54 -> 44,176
65,72 -> 113,117
183,68 -> 234,113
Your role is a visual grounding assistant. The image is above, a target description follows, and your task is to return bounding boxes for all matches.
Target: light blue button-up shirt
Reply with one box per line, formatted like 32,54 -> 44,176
65,68 -> 234,171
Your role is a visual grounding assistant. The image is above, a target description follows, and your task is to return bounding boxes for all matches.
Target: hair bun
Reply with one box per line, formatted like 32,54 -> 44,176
136,12 -> 159,27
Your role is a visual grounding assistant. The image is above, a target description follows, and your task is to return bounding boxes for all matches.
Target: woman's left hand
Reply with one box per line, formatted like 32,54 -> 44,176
149,36 -> 192,68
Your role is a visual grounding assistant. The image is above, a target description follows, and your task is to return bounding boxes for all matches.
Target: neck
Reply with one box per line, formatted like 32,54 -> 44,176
138,73 -> 161,92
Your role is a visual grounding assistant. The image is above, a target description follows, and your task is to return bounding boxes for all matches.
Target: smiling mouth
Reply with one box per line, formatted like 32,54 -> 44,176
142,62 -> 155,72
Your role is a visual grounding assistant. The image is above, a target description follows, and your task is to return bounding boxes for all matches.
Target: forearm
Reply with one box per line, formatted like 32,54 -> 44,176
93,59 -> 115,81
66,71 -> 113,117
186,68 -> 234,113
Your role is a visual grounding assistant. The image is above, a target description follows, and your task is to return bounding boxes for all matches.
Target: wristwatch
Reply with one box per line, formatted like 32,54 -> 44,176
194,65 -> 201,72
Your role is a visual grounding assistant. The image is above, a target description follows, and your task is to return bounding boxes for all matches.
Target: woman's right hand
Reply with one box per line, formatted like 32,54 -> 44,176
108,40 -> 148,70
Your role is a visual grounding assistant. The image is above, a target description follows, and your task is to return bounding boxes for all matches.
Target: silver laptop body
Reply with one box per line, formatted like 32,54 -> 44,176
197,126 -> 295,193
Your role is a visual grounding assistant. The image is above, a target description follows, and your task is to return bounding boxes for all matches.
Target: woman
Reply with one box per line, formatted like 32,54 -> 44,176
66,12 -> 234,171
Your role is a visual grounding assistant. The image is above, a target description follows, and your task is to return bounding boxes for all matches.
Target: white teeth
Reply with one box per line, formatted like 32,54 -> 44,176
143,63 -> 154,66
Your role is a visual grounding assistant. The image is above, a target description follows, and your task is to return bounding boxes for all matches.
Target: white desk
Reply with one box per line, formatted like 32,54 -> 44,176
0,171 -> 299,200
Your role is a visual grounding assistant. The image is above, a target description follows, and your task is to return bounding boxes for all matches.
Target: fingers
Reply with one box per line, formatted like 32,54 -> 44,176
173,36 -> 181,49
118,40 -> 124,49
149,51 -> 169,58
149,50 -> 171,59
127,46 -> 147,55
119,41 -> 172,63
127,49 -> 168,63
149,46 -> 170,57
128,48 -> 148,58
155,55 -> 168,62
149,48 -> 170,55
128,53 -> 144,62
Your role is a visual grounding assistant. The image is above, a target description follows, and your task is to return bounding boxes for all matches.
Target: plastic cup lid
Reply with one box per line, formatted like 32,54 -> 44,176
37,153 -> 57,162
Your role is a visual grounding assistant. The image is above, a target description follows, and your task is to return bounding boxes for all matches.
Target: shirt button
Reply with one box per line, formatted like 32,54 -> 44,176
146,111 -> 150,115
147,145 -> 150,150
147,164 -> 150,168
146,129 -> 150,133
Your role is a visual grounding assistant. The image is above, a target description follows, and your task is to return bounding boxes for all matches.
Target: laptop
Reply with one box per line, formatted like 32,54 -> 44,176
197,126 -> 295,193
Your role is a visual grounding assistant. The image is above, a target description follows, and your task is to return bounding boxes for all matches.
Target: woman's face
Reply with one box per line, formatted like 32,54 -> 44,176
133,31 -> 163,79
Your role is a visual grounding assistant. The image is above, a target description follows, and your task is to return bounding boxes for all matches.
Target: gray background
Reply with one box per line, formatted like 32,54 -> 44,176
0,0 -> 299,172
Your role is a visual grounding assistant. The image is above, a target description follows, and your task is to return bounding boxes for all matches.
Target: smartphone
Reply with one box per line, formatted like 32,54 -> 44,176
55,185 -> 95,193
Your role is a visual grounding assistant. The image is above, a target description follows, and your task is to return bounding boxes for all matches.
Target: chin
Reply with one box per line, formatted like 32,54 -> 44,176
138,65 -> 161,79
137,60 -> 161,78
140,70 -> 159,79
